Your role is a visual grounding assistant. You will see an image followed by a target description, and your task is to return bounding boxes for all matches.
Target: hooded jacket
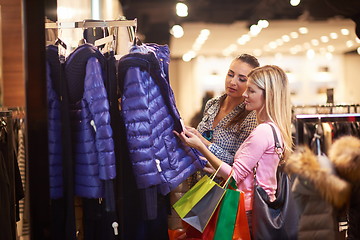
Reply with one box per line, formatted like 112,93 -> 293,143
285,146 -> 351,240
118,44 -> 205,196
46,44 -> 116,199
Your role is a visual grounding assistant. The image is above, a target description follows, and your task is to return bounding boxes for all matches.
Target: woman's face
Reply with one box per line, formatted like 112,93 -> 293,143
225,60 -> 254,99
243,81 -> 265,112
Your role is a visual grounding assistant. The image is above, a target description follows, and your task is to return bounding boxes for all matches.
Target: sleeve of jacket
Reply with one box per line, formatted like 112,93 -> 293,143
84,57 -> 116,180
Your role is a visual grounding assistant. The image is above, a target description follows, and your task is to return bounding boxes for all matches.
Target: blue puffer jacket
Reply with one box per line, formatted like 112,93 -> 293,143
46,45 -> 63,199
46,44 -> 116,199
119,44 -> 206,195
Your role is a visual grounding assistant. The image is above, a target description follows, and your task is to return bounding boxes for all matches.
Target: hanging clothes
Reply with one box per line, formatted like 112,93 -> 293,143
0,114 -> 22,240
118,44 -> 205,195
46,43 -> 118,240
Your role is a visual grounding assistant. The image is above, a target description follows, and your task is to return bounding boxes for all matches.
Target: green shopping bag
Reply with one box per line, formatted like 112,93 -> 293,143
173,166 -> 226,232
213,177 -> 250,240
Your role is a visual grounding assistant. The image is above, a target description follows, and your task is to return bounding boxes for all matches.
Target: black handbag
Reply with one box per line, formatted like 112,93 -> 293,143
252,124 -> 299,240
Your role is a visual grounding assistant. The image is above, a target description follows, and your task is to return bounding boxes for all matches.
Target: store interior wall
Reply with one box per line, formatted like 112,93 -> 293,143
0,0 -> 24,107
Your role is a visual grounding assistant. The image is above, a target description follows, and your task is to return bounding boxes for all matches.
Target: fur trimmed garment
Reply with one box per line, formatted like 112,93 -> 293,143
285,143 -> 351,240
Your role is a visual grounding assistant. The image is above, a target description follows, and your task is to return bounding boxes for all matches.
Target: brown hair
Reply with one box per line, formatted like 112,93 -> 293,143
226,54 -> 259,129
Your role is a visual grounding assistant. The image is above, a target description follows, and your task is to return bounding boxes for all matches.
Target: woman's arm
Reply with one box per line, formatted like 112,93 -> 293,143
174,128 -> 223,171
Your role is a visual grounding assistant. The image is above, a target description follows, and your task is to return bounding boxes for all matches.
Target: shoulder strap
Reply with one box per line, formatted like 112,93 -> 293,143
268,123 -> 284,162
253,123 -> 284,181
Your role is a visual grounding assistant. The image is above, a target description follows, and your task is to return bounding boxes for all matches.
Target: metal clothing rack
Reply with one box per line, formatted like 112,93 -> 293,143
45,19 -> 137,29
295,113 -> 360,144
45,18 -> 137,56
293,104 -> 360,115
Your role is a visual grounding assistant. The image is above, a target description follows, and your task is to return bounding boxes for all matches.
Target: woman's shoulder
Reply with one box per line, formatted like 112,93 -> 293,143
204,95 -> 223,112
254,122 -> 274,132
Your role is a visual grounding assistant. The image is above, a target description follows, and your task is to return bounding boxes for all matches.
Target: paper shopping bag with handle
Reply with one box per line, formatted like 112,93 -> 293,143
213,177 -> 251,240
173,165 -> 226,232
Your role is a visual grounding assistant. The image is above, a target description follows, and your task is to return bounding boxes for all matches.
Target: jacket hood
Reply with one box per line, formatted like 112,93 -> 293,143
328,135 -> 360,183
285,146 -> 351,208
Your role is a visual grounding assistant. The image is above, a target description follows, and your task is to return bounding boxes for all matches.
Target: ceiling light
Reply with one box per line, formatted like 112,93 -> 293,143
170,24 -> 184,38
258,20 -> 269,28
276,39 -> 284,46
250,24 -> 261,36
298,27 -> 308,34
237,38 -> 247,45
295,45 -> 303,51
327,45 -> 335,52
290,0 -> 301,7
282,35 -> 290,42
269,41 -> 277,49
176,2 -> 188,17
346,40 -> 354,47
182,51 -> 196,62
329,32 -> 338,39
306,49 -> 315,59
200,29 -> 210,37
357,47 -> 360,55
289,47 -> 298,54
311,39 -> 319,46
356,38 -> 360,43
320,36 -> 329,43
341,28 -> 350,35
290,32 -> 299,38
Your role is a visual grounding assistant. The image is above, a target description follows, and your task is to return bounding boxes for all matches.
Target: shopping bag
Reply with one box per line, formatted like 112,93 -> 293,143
183,205 -> 220,239
213,177 -> 251,240
173,166 -> 225,232
232,190 -> 251,240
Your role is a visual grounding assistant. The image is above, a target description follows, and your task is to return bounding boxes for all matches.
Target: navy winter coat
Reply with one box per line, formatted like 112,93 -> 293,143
46,44 -> 116,199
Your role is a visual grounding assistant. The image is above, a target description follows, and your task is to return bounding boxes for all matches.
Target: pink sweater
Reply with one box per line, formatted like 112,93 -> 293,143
218,122 -> 282,211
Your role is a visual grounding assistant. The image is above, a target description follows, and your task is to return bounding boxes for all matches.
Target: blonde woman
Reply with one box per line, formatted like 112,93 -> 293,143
175,65 -> 293,234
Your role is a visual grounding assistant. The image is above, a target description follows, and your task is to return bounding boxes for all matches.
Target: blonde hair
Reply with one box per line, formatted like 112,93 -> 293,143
247,65 -> 293,159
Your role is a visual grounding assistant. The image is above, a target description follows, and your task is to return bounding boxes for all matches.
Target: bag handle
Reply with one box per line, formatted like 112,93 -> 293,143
209,162 -> 223,182
222,169 -> 234,189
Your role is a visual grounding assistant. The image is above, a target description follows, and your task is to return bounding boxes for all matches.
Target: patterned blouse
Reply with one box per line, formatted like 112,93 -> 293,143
197,94 -> 258,165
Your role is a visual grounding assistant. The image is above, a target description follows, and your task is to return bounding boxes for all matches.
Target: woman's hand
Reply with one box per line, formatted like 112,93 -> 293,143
173,127 -> 205,150
202,161 -> 216,174
185,126 -> 212,147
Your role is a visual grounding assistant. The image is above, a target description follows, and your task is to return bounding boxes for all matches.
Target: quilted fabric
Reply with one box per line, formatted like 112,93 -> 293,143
46,45 -> 63,199
119,46 -> 205,195
46,44 -> 116,199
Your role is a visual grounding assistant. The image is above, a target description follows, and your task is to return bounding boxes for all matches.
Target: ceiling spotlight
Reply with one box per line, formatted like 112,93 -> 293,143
257,20 -> 269,28
320,36 -> 329,43
176,2 -> 188,17
182,51 -> 196,62
298,27 -> 308,34
341,28 -> 350,35
250,24 -> 261,36
282,35 -> 290,42
329,32 -> 338,39
290,32 -> 299,38
306,49 -> 315,59
346,40 -> 354,47
311,39 -> 319,46
170,24 -> 184,38
290,0 -> 301,7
